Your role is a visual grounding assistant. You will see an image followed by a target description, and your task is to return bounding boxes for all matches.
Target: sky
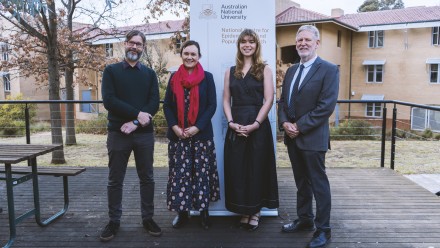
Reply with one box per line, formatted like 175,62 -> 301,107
77,0 -> 440,27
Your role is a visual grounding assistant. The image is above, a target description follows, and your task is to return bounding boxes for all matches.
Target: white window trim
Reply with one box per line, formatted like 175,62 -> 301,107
105,43 -> 113,57
365,64 -> 384,83
433,27 -> 439,46
1,42 -> 9,62
365,102 -> 382,118
411,107 -> 440,132
368,30 -> 384,48
3,73 -> 11,92
429,63 -> 439,84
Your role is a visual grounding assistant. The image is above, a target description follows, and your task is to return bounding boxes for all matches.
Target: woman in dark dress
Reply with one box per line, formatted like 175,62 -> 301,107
163,40 -> 220,230
223,29 -> 279,231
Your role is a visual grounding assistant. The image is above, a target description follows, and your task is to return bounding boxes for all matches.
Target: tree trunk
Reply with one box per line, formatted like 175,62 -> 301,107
47,1 -> 66,164
64,63 -> 77,145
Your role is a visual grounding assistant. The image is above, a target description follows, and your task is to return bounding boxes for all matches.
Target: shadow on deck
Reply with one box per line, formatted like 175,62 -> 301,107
1,167 -> 440,248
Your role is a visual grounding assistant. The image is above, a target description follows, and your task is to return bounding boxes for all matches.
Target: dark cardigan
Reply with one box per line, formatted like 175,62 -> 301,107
163,71 -> 217,141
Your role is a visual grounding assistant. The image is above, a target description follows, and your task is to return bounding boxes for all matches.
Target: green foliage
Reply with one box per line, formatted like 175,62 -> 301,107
31,121 -> 51,133
0,94 -> 37,136
0,119 -> 25,136
76,113 -> 108,135
331,119 -> 377,140
153,85 -> 168,136
0,94 -> 37,121
422,129 -> 433,139
358,0 -> 404,12
434,133 -> 440,140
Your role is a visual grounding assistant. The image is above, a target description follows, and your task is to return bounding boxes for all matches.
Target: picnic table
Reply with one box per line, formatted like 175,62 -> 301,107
0,144 -> 66,248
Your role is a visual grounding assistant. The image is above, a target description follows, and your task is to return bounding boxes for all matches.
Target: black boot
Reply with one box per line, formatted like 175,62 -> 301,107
200,210 -> 210,230
172,211 -> 188,228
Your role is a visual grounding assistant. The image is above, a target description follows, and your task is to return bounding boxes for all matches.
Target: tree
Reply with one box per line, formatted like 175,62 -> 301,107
380,0 -> 404,10
358,0 -> 405,12
0,0 -> 121,163
146,0 -> 189,20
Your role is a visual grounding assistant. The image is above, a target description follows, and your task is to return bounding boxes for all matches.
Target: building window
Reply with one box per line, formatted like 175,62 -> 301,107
280,45 -> 299,64
105,43 -> 113,57
175,37 -> 186,54
433,27 -> 439,46
3,73 -> 11,92
1,43 -> 9,61
411,107 -> 440,132
430,64 -> 439,83
368,30 -> 384,48
366,103 -> 382,117
366,64 -> 383,83
337,30 -> 342,48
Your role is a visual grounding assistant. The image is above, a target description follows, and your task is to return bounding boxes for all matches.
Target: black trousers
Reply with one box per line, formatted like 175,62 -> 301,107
106,131 -> 155,223
286,139 -> 331,231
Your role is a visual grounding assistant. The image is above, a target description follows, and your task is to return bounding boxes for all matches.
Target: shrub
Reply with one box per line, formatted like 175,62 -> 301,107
31,121 -> 51,133
421,129 -> 433,139
434,133 -> 440,140
76,113 -> 108,135
0,119 -> 25,136
331,119 -> 377,140
0,94 -> 37,121
0,94 -> 37,137
154,85 -> 168,137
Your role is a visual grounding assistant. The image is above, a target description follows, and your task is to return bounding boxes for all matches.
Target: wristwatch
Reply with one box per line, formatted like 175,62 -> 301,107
132,120 -> 140,126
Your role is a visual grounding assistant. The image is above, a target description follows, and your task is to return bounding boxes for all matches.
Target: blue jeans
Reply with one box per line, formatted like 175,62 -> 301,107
106,131 -> 155,223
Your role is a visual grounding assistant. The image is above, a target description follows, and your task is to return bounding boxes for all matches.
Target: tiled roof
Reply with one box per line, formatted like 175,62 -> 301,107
276,6 -> 331,24
104,19 -> 186,35
275,5 -> 440,30
337,6 -> 440,29
78,19 -> 186,43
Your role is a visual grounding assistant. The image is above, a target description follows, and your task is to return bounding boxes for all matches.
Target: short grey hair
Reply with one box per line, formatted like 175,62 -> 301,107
297,25 -> 320,40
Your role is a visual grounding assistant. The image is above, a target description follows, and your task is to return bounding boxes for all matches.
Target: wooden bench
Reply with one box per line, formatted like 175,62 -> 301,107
0,165 -> 85,177
0,165 -> 86,224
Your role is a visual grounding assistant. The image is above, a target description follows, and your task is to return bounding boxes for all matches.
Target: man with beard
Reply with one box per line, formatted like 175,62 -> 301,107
100,30 -> 161,241
278,25 -> 339,248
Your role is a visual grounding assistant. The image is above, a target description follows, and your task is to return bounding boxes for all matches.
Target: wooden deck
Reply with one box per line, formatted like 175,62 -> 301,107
1,167 -> 440,248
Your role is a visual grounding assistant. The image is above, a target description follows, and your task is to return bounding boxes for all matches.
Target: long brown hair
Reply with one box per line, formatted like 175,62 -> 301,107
234,29 -> 266,81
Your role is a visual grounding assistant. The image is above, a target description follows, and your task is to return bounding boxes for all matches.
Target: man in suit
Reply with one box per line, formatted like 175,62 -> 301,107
278,25 -> 339,248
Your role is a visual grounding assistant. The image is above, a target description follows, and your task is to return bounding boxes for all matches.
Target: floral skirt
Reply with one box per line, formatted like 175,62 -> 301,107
167,138 -> 220,212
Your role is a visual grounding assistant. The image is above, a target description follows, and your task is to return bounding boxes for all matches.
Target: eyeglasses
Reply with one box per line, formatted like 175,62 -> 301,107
126,41 -> 143,47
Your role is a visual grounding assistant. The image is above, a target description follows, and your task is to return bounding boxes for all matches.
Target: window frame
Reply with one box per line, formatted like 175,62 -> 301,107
430,63 -> 439,84
3,73 -> 11,92
365,102 -> 382,118
366,64 -> 383,83
411,107 -> 440,132
432,27 -> 440,46
105,43 -> 113,57
368,30 -> 384,48
1,43 -> 9,61
174,36 -> 187,54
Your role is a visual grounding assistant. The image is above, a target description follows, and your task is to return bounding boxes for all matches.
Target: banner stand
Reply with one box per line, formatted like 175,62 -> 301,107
190,0 -> 278,217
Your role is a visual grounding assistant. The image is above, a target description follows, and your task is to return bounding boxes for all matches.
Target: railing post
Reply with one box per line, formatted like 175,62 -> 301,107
380,104 -> 387,168
390,105 -> 397,170
25,104 -> 31,144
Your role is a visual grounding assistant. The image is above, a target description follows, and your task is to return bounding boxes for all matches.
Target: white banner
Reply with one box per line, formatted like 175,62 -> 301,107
190,0 -> 277,216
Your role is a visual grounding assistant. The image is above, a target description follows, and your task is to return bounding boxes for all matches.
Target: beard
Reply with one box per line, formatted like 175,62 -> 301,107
125,48 -> 142,62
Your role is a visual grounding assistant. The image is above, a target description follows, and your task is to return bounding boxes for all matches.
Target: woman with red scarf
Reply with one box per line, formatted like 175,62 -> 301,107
163,40 -> 220,230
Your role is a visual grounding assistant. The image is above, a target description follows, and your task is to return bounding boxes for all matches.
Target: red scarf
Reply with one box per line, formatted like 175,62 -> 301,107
171,62 -> 205,128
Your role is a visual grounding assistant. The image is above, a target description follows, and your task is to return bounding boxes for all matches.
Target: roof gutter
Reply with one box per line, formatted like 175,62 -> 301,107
358,20 -> 440,31
276,18 -> 358,31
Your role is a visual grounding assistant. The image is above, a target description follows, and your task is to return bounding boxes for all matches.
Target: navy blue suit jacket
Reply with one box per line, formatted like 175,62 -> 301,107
163,71 -> 217,141
278,57 -> 339,151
